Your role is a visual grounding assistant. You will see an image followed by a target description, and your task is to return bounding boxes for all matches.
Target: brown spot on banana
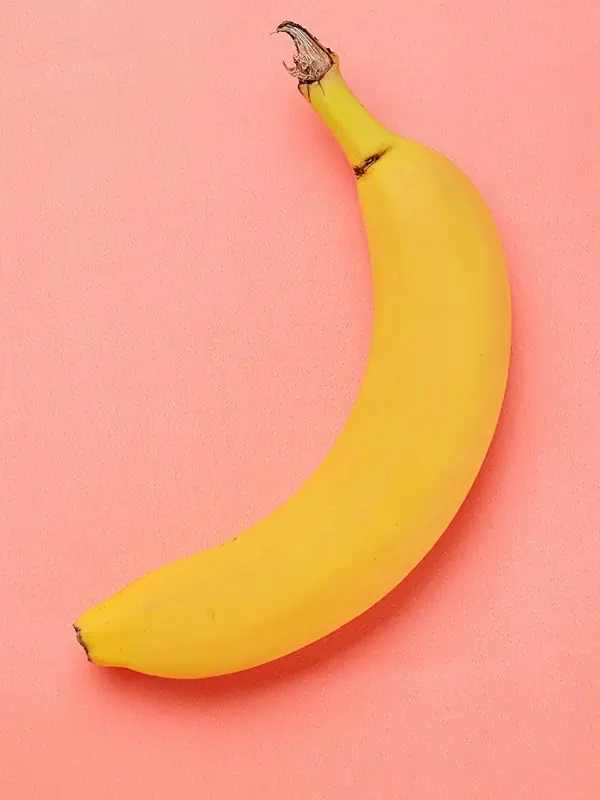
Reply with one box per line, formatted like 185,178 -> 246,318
353,148 -> 391,178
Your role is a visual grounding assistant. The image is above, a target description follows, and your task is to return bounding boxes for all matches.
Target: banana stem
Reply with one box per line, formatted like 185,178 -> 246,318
276,21 -> 334,83
277,21 -> 394,172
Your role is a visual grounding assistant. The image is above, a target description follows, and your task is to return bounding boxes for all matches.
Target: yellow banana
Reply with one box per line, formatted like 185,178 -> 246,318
74,22 -> 511,679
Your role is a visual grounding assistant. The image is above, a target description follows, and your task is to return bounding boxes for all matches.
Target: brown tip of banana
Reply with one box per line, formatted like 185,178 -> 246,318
276,21 -> 334,85
73,624 -> 92,662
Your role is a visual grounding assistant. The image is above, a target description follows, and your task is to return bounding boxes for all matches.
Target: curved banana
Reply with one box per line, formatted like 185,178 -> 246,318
74,22 -> 511,679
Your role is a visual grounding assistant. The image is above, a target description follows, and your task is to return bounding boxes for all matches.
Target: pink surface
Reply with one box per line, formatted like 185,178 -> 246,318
2,1 -> 599,797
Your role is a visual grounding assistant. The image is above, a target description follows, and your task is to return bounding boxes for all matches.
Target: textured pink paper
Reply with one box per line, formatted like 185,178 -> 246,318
1,2 -> 599,797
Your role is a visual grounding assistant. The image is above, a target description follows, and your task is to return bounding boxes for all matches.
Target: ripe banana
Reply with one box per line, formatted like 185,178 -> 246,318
74,22 -> 511,679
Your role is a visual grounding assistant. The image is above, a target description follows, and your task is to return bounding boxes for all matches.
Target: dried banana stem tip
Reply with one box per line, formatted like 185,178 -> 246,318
276,21 -> 334,84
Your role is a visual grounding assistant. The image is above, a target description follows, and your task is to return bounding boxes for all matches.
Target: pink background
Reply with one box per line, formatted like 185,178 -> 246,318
2,1 -> 599,797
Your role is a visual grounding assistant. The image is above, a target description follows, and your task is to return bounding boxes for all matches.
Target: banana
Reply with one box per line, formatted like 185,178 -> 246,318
74,22 -> 511,679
